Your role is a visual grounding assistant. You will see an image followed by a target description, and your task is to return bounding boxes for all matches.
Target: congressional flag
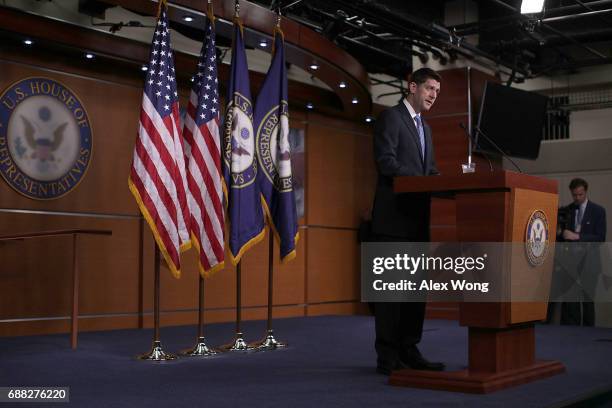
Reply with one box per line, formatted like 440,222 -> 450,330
222,18 -> 265,264
128,4 -> 191,278
183,12 -> 225,277
254,28 -> 298,262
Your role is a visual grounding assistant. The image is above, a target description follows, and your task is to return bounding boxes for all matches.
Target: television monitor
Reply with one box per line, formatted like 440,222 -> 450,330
475,81 -> 548,160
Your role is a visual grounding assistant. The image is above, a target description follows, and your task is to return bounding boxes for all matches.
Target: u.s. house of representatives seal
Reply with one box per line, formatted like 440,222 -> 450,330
256,101 -> 293,192
525,209 -> 550,266
223,93 -> 256,188
0,77 -> 92,200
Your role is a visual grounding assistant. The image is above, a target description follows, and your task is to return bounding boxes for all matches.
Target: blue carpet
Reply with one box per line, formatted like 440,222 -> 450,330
1,316 -> 612,407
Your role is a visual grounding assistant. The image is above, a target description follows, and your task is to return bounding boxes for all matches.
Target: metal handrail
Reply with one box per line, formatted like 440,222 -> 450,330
0,229 -> 112,349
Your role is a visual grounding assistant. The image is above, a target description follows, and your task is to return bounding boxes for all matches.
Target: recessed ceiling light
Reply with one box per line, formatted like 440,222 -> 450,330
365,116 -> 374,123
259,40 -> 267,47
339,81 -> 347,89
141,65 -> 148,71
309,63 -> 319,70
352,97 -> 359,104
182,16 -> 194,22
306,102 -> 314,109
84,52 -> 95,59
23,39 -> 33,46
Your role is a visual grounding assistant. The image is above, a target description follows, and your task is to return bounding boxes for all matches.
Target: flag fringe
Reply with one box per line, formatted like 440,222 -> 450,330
227,226 -> 266,266
128,176 -> 183,279
260,195 -> 299,263
189,232 -> 226,278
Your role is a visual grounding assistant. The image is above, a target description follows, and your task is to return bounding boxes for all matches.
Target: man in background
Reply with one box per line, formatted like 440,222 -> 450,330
559,178 -> 606,326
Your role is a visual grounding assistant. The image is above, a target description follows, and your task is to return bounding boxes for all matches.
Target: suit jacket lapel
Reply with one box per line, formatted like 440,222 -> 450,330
397,104 -> 424,166
581,202 -> 592,229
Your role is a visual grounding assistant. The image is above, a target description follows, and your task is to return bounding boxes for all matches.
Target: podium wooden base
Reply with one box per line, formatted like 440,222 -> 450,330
389,360 -> 565,394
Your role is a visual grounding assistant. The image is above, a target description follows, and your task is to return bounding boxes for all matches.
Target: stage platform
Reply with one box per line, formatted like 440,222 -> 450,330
2,316 -> 612,407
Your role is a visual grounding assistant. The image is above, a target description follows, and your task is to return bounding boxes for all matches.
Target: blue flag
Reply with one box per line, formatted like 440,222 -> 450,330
222,19 -> 265,264
255,29 -> 299,262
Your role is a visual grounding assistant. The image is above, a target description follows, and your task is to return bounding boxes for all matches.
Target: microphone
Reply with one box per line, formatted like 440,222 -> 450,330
459,123 -> 494,172
458,122 -> 475,173
473,126 -> 523,174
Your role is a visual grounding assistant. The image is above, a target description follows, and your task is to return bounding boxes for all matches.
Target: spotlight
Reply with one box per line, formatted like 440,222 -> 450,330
259,40 -> 267,48
182,16 -> 194,22
521,0 -> 545,14
84,52 -> 95,59
141,65 -> 148,71
339,81 -> 347,89
23,39 -> 33,46
309,63 -> 319,71
351,97 -> 358,104
306,102 -> 314,110
365,116 -> 373,123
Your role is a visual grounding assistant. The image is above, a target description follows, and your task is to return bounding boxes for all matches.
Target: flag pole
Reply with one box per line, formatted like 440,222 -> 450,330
138,244 -> 177,361
220,260 -> 253,351
252,8 -> 288,351
254,232 -> 287,350
178,0 -> 218,359
179,275 -> 217,356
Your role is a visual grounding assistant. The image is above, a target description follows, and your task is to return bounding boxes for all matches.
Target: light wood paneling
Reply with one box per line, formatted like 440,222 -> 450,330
306,121 -> 375,228
0,306 -> 306,338
306,228 -> 360,304
0,61 -> 141,215
306,302 -> 369,316
158,227 -> 306,312
0,213 -> 140,320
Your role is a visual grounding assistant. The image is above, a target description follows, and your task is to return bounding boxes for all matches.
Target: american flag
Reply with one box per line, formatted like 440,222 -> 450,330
183,14 -> 225,276
128,6 -> 192,279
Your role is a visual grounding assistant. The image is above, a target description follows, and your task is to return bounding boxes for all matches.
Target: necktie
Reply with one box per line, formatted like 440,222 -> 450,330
414,114 -> 425,160
576,206 -> 584,233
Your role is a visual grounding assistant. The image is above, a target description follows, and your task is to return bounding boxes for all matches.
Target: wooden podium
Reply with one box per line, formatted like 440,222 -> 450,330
389,171 -> 565,393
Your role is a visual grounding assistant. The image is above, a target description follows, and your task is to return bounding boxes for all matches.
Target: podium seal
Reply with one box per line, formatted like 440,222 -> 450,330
525,210 -> 550,266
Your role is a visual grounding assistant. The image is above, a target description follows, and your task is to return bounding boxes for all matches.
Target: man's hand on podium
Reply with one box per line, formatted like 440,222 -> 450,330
562,229 -> 580,241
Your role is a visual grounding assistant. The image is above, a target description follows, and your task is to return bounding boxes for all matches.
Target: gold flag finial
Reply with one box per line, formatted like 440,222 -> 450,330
156,0 -> 167,18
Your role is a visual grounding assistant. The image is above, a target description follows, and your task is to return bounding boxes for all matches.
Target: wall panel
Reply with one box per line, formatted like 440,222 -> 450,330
0,60 -> 141,215
306,228 -> 360,304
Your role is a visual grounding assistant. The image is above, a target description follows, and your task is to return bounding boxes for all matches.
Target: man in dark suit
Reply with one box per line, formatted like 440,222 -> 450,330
559,178 -> 606,326
371,68 -> 443,375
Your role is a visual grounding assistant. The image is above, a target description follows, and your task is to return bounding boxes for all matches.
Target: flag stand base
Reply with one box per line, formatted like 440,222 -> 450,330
219,333 -> 254,352
138,340 -> 177,361
179,337 -> 218,357
252,330 -> 287,350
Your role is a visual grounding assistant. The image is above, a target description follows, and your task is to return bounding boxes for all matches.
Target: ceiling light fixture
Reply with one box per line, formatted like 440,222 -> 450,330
520,0 -> 545,14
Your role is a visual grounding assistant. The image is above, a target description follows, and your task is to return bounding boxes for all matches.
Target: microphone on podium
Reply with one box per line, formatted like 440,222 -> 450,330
459,122 -> 494,173
473,125 -> 523,174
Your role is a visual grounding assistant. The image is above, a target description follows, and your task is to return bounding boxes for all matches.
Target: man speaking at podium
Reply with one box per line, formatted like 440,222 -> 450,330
371,68 -> 444,375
